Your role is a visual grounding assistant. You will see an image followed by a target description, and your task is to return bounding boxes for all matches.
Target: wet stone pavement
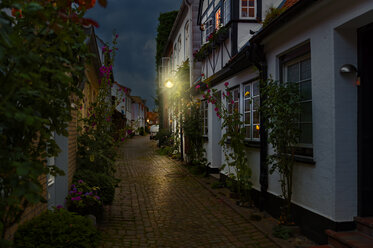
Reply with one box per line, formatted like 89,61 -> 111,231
99,136 -> 279,248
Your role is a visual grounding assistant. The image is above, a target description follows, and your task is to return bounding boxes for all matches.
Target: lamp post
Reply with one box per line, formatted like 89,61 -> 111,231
163,79 -> 184,161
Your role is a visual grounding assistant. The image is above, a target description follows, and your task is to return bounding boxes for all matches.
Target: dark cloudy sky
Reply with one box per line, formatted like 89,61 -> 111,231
86,0 -> 181,110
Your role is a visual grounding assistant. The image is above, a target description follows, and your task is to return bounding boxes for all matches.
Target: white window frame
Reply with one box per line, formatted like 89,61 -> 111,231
201,100 -> 208,136
184,21 -> 189,60
205,18 -> 214,43
283,54 -> 313,147
239,0 -> 257,20
243,81 -> 260,141
223,0 -> 231,25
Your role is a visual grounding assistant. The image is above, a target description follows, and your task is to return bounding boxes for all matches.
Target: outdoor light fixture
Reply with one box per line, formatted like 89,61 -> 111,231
340,64 -> 357,74
164,79 -> 174,88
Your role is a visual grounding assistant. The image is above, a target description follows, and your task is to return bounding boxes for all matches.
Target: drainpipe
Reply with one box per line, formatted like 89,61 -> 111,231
250,43 -> 268,211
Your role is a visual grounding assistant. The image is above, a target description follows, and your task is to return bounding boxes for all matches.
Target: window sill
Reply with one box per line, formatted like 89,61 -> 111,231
294,155 -> 315,165
244,140 -> 260,148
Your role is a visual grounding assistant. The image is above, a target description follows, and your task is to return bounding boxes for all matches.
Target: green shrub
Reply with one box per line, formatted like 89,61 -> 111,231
14,209 -> 100,248
66,180 -> 103,218
272,225 -> 294,240
74,169 -> 119,205
155,128 -> 172,146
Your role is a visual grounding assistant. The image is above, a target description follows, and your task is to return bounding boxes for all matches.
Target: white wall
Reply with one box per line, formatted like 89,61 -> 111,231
262,0 -> 373,222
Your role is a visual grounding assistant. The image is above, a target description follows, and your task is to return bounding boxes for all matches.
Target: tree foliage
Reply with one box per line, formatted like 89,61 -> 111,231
260,78 -> 301,224
0,0 -> 104,242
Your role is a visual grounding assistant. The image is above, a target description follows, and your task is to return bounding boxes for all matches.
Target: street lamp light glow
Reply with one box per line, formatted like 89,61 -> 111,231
164,80 -> 174,88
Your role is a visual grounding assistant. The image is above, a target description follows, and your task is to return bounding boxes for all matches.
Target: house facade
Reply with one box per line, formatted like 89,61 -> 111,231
112,81 -> 132,127
161,0 -> 373,244
131,96 -> 148,132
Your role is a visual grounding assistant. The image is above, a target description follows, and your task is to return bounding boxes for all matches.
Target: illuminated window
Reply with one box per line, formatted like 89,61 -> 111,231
240,0 -> 256,19
215,8 -> 221,30
243,81 -> 260,140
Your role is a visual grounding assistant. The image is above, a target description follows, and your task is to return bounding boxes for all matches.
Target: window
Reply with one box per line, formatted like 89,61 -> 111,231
215,8 -> 221,30
283,56 -> 312,146
240,0 -> 256,19
243,81 -> 260,140
228,87 -> 240,114
205,18 -> 214,42
184,22 -> 189,59
201,100 -> 208,135
223,0 -> 231,25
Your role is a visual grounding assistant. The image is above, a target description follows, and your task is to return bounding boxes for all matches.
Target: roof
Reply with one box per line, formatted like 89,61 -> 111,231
282,0 -> 300,9
251,0 -> 320,44
131,96 -> 146,105
114,81 -> 131,95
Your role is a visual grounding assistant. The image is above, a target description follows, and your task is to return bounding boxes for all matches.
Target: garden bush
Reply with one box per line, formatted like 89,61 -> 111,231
13,209 -> 100,248
139,127 -> 145,136
155,128 -> 172,146
74,169 -> 119,205
66,180 -> 103,218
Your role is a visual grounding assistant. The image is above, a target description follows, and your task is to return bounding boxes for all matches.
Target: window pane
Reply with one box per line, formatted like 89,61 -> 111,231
253,97 -> 260,110
244,85 -> 251,98
253,82 -> 259,96
242,0 -> 248,7
245,126 -> 251,139
241,8 -> 248,17
300,80 -> 312,100
245,99 -> 251,111
253,125 -> 260,138
248,7 -> 255,17
253,111 -> 259,123
287,63 -> 299,82
300,101 -> 312,122
300,123 -> 312,144
234,102 -> 239,112
245,112 -> 251,124
234,89 -> 239,100
249,0 -> 255,7
300,59 -> 311,80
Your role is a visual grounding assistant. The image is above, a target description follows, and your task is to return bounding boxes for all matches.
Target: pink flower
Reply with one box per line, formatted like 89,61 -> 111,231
214,107 -> 218,112
224,82 -> 229,87
226,91 -> 230,96
115,34 -> 119,38
202,95 -> 206,99
231,100 -> 234,104
207,89 -> 211,93
195,85 -> 200,89
206,84 -> 209,88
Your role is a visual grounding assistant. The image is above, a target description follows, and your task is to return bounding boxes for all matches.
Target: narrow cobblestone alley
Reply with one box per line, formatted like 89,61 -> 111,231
99,136 -> 279,248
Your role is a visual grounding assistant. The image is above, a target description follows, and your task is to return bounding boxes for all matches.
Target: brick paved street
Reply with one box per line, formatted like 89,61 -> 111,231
99,136 -> 279,248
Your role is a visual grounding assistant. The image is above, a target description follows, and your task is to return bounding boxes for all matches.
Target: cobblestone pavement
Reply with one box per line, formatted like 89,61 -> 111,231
99,136 -> 279,248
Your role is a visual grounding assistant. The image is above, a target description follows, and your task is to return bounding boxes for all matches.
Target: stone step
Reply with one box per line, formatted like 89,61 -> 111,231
355,217 -> 373,237
326,229 -> 373,248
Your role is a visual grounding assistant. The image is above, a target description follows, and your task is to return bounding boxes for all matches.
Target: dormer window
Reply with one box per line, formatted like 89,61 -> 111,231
240,0 -> 256,19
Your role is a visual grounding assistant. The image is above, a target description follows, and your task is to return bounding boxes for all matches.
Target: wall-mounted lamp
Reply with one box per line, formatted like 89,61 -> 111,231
340,64 -> 357,74
164,79 -> 174,88
340,64 -> 360,86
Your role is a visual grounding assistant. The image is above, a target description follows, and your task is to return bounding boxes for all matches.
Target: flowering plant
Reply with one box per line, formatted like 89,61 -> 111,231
66,180 -> 103,217
197,81 -> 252,204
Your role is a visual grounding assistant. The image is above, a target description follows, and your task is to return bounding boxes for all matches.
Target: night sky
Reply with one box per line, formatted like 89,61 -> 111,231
86,0 -> 181,110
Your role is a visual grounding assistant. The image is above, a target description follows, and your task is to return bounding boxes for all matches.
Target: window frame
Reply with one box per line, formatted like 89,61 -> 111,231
240,0 -> 257,20
243,81 -> 260,141
282,53 -> 313,150
201,100 -> 209,136
205,17 -> 214,43
223,0 -> 231,25
184,21 -> 189,60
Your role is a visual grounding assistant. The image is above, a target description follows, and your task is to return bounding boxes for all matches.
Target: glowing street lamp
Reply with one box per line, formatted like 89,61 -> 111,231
164,79 -> 174,88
